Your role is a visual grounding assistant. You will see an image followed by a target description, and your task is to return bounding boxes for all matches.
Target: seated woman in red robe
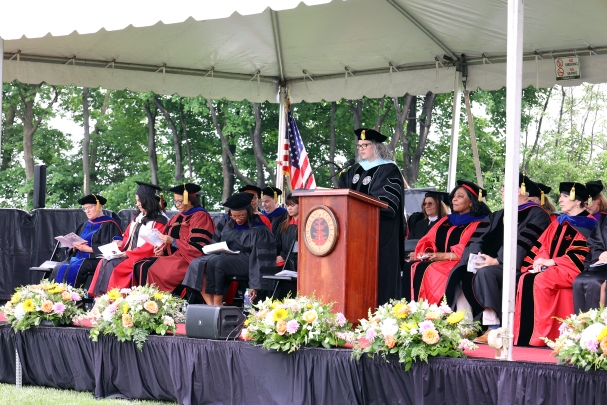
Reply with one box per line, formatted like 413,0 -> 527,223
133,183 -> 216,294
514,182 -> 598,346
88,181 -> 168,296
406,180 -> 491,306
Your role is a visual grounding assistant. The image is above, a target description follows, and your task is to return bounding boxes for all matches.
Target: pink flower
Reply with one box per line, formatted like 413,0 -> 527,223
53,302 -> 66,316
558,323 -> 569,335
439,304 -> 452,314
587,339 -> 599,353
286,320 -> 300,334
336,312 -> 347,327
70,292 -> 81,301
419,320 -> 435,333
108,304 -> 118,314
120,288 -> 132,295
366,328 -> 376,342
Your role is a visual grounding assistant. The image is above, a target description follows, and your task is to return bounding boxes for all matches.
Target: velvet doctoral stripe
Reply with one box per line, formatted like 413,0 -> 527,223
0,324 -> 16,384
14,326 -> 95,391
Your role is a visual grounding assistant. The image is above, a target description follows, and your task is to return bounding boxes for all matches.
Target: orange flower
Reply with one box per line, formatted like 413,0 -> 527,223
41,300 -> 53,313
122,314 -> 134,327
143,301 -> 159,314
303,310 -> 318,323
425,312 -> 439,321
385,335 -> 397,349
553,341 -> 564,355
422,329 -> 440,345
256,308 -> 269,319
62,291 -> 71,301
276,320 -> 287,335
241,328 -> 250,341
601,337 -> 607,355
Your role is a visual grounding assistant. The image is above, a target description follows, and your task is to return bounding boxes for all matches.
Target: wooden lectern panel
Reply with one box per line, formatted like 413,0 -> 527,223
294,189 -> 387,324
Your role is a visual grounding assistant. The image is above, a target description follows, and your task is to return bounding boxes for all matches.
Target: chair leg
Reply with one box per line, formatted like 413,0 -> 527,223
600,282 -> 606,308
271,281 -> 280,299
224,281 -> 239,305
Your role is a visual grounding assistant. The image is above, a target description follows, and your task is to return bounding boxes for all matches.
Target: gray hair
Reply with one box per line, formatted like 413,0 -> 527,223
356,139 -> 394,162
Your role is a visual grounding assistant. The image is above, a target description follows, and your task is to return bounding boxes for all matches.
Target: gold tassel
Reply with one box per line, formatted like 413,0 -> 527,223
570,183 -> 576,201
541,190 -> 545,205
361,130 -> 366,140
520,182 -> 526,196
478,192 -> 482,202
182,184 -> 189,204
160,192 -> 166,213
93,193 -> 101,211
588,196 -> 593,207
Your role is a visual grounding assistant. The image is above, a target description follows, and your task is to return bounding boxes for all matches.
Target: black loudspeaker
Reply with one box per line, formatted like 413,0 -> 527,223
185,305 -> 245,339
33,164 -> 47,208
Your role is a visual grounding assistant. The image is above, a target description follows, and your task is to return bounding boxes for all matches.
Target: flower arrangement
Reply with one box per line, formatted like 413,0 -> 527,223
1,281 -> 85,331
542,307 -> 607,371
352,298 -> 479,370
86,285 -> 185,350
240,295 -> 353,353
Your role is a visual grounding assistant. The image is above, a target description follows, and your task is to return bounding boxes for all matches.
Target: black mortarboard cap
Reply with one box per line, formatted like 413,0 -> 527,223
424,191 -> 450,206
526,178 -> 542,198
78,194 -> 107,210
537,183 -> 552,195
154,195 -> 167,209
135,181 -> 161,197
223,192 -> 254,211
169,183 -> 201,195
586,180 -> 604,197
354,128 -> 388,143
261,186 -> 282,202
559,182 -> 589,202
456,180 -> 487,201
238,185 -> 262,198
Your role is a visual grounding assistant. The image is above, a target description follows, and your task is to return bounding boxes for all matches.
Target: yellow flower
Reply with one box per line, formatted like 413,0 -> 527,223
10,293 -> 21,304
154,292 -> 163,300
244,319 -> 250,326
447,311 -> 465,324
123,303 -> 129,314
273,308 -> 288,322
5,302 -> 13,309
108,289 -> 121,301
49,288 -> 62,294
596,326 -> 607,342
422,329 -> 440,344
270,301 -> 279,309
425,312 -> 439,321
400,322 -> 417,331
392,303 -> 410,319
23,299 -> 35,313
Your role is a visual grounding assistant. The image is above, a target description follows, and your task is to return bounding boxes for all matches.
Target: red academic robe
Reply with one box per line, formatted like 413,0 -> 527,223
88,215 -> 167,296
514,213 -> 594,346
133,208 -> 215,293
409,214 -> 489,305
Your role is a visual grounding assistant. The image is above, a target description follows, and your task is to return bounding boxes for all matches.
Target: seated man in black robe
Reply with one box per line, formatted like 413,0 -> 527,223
261,185 -> 288,239
183,192 -> 277,306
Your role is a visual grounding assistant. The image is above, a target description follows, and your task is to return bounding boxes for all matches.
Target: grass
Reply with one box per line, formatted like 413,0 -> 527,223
0,383 -> 177,405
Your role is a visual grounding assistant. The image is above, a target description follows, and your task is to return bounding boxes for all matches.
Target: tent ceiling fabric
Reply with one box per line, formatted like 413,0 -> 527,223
2,0 -> 607,103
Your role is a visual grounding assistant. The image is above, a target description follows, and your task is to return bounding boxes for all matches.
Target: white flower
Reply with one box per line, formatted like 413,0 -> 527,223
579,323 -> 605,348
421,301 -> 429,310
409,301 -> 419,313
14,304 -> 25,320
410,328 -> 419,335
380,318 -> 399,337
264,311 -> 275,326
102,307 -> 114,322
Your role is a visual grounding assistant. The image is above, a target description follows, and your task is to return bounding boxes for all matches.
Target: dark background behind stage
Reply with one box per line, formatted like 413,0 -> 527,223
0,208 -> 226,301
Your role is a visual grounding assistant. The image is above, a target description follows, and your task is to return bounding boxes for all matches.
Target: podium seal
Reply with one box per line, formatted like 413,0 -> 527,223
303,205 -> 339,256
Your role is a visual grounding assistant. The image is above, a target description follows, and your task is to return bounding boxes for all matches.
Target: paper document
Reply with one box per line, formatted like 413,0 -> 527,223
55,233 -> 87,248
140,228 -> 164,247
39,261 -> 58,269
98,242 -> 124,260
274,270 -> 298,277
590,262 -> 607,268
467,253 -> 483,273
202,241 -> 240,255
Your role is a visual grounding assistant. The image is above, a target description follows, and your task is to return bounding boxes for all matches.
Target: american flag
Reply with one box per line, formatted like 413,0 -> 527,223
283,107 -> 316,189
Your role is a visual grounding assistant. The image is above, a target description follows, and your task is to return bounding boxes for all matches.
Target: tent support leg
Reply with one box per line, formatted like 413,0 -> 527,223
464,91 -> 483,188
501,0 -> 525,362
446,70 -> 462,191
0,37 -> 3,172
276,86 -> 287,201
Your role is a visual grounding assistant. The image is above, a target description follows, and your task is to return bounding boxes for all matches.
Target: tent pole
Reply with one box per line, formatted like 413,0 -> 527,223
276,86 -> 287,201
464,91 -> 483,188
447,70 -> 462,191
501,0 -> 525,362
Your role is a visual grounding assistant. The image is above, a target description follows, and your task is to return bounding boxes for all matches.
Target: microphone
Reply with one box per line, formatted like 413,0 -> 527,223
326,159 -> 356,182
303,160 -> 352,189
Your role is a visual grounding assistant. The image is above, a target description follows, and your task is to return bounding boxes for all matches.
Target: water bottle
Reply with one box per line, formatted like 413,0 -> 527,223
182,301 -> 189,315
244,288 -> 253,311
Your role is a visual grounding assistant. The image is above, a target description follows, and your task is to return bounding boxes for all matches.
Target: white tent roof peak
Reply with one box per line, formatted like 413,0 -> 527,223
2,0 -> 607,102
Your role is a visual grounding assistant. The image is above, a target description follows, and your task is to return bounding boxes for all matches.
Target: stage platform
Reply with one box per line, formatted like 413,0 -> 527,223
0,320 -> 606,405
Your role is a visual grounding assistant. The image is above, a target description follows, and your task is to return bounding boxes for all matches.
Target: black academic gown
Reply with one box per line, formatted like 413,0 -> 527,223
183,215 -> 277,294
277,221 -> 298,271
264,208 -> 288,240
573,213 -> 607,313
338,161 -> 405,306
409,217 -> 442,240
464,203 -> 551,316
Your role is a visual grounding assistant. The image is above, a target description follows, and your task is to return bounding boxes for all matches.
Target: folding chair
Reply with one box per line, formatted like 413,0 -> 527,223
264,240 -> 298,299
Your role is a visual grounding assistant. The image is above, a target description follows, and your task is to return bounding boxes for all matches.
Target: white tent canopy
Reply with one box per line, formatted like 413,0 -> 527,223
2,0 -> 607,103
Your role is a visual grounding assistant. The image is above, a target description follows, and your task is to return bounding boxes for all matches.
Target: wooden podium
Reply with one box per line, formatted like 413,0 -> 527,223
292,189 -> 388,324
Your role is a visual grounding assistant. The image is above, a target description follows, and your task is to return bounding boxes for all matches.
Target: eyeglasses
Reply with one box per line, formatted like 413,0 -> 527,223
82,206 -> 96,212
230,214 -> 247,220
423,202 -> 435,206
173,200 -> 184,206
356,143 -> 372,150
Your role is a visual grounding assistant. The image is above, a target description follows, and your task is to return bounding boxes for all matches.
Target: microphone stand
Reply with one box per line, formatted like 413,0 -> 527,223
303,161 -> 344,189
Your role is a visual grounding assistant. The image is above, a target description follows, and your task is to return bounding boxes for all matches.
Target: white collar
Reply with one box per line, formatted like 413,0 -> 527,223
428,216 -> 438,222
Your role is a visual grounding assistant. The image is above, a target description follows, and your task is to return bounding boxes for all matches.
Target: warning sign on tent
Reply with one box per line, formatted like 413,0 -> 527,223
555,57 -> 580,81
